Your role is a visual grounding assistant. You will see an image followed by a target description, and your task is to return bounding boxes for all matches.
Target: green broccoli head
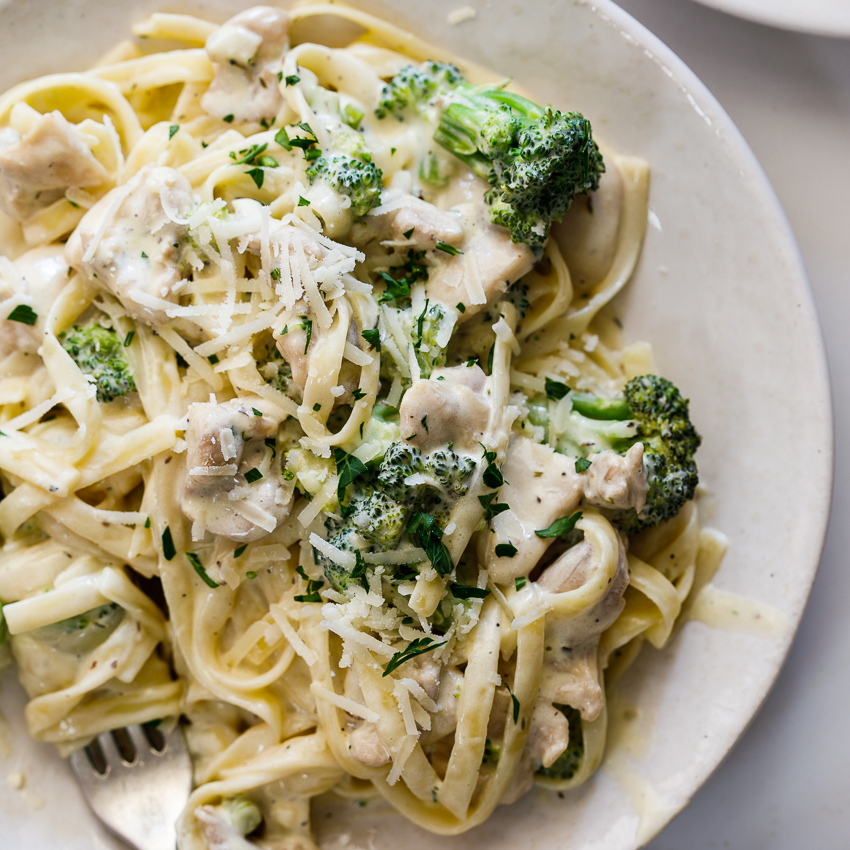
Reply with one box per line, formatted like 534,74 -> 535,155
348,490 -> 409,549
375,61 -> 465,119
375,62 -> 604,252
316,439 -> 477,591
59,324 -> 136,403
376,442 -> 424,501
305,153 -> 384,218
435,91 -> 604,252
552,374 -> 700,535
621,374 -> 701,535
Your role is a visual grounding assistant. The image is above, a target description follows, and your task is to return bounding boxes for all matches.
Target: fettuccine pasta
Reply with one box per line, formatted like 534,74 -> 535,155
0,4 -> 726,848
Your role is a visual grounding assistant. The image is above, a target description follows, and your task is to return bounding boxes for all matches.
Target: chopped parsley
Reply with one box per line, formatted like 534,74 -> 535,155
383,637 -> 446,677
234,544 -> 248,558
123,330 -> 135,347
515,576 -> 527,591
450,584 -> 490,599
575,457 -> 592,473
479,492 -> 509,523
334,448 -> 368,503
408,512 -> 453,577
223,114 -> 234,123
168,124 -> 179,140
6,305 -> 37,325
186,552 -> 219,588
285,74 -> 300,86
545,377 -> 570,401
535,511 -> 582,539
244,468 -> 263,483
361,328 -> 381,350
435,241 -> 463,255
495,543 -> 518,558
301,316 -> 313,354
161,527 -> 176,561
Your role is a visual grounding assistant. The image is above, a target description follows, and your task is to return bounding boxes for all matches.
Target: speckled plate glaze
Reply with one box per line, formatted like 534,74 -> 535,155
0,1 -> 832,848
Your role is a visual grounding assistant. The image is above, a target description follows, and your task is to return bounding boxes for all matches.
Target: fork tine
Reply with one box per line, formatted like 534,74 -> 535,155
70,723 -> 193,850
97,727 -> 129,768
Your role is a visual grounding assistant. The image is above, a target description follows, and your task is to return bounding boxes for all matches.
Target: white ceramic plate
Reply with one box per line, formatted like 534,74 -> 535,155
0,1 -> 832,848
687,0 -> 850,37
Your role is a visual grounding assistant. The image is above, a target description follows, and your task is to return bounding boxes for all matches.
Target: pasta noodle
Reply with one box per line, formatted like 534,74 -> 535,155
0,4 -> 727,848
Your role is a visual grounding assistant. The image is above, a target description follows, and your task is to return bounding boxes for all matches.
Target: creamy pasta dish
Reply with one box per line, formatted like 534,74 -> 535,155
0,4 -> 727,847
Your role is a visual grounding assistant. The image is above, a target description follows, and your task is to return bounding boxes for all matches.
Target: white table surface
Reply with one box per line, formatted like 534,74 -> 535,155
613,1 -> 850,847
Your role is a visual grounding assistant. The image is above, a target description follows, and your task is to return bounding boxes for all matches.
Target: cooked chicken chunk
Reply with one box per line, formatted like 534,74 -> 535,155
399,364 -> 490,454
397,654 -> 442,702
0,245 -> 70,357
0,111 -> 109,222
583,444 -> 647,511
201,6 -> 290,124
348,721 -> 391,767
352,197 -> 533,322
351,194 -> 465,252
182,398 -> 293,542
527,535 -> 629,769
65,166 -> 194,326
195,805 -> 257,850
425,202 -> 535,321
480,437 -> 583,586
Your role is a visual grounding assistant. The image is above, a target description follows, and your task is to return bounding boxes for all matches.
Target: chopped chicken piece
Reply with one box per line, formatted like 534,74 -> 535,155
583,444 -> 647,511
397,654 -> 442,702
479,436 -> 583,586
0,111 -> 109,222
201,6 -> 290,124
274,296 -> 361,405
65,166 -> 194,325
352,197 -> 533,322
195,805 -> 257,850
0,245 -> 70,357
527,537 -> 629,769
425,202 -> 534,321
348,721 -> 391,767
351,194 -> 465,252
182,398 -> 293,542
399,364 -> 490,453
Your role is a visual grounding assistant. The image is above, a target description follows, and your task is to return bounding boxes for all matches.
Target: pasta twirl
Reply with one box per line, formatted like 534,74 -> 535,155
0,4 -> 726,848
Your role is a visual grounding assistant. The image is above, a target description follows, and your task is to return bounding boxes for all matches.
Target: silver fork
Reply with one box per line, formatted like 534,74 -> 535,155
70,724 -> 193,850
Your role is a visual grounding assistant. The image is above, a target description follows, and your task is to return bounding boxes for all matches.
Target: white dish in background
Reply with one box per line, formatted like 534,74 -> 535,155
686,0 -> 850,37
0,1 -> 832,849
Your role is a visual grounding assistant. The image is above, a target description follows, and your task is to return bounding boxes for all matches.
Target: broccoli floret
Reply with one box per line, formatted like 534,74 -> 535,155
553,374 -> 701,535
376,443 -> 424,500
317,440 -> 477,591
305,153 -> 383,218
537,705 -> 584,780
59,324 -> 136,403
217,798 -> 263,837
375,61 -> 465,119
376,63 -> 604,252
348,490 -> 409,548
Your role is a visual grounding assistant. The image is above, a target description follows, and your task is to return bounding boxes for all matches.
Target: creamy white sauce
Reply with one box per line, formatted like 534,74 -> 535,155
688,584 -> 788,638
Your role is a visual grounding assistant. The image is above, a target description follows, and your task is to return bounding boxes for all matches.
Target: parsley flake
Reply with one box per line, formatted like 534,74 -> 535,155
535,511 -> 583,539
6,305 -> 37,325
383,637 -> 446,677
186,552 -> 219,588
